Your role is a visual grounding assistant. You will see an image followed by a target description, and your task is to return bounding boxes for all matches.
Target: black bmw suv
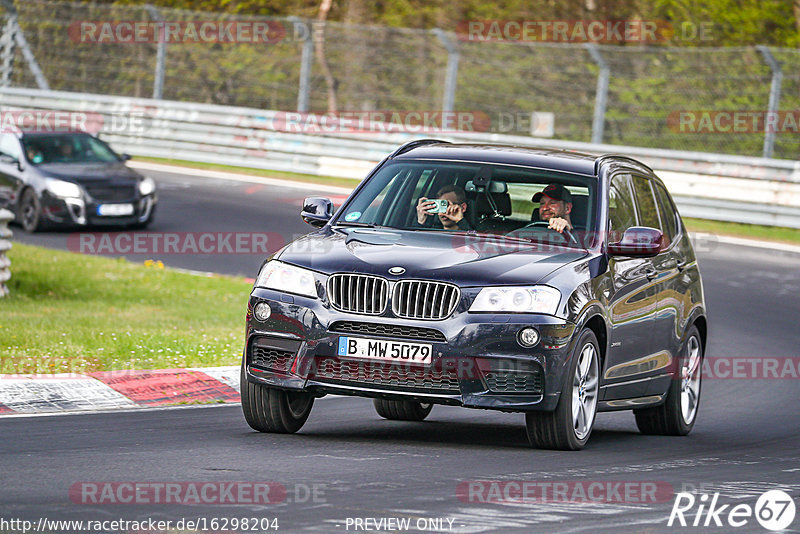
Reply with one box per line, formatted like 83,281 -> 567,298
241,140 -> 708,450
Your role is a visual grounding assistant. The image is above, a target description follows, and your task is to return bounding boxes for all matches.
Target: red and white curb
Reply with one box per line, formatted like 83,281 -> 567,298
0,366 -> 241,415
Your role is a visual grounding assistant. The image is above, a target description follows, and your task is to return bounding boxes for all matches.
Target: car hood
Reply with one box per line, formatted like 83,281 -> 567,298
277,227 -> 589,287
35,162 -> 141,184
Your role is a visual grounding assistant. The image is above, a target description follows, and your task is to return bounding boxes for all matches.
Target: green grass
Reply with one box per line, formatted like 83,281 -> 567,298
136,156 -> 362,190
1,243 -> 250,374
683,218 -> 800,245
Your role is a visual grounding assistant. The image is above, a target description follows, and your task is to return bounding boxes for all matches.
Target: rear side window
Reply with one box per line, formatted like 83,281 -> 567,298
653,182 -> 678,243
608,173 -> 637,241
632,176 -> 661,231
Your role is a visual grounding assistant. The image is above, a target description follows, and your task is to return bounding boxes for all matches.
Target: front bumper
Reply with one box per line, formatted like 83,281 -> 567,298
243,288 -> 579,412
41,192 -> 157,227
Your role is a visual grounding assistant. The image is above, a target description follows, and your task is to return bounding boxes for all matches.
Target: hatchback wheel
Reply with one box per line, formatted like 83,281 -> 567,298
20,189 -> 43,233
635,325 -> 702,436
373,399 -> 433,421
240,363 -> 314,433
526,328 -> 599,450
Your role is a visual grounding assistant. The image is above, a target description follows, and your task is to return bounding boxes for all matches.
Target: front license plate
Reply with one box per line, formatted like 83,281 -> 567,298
97,203 -> 134,216
337,337 -> 432,366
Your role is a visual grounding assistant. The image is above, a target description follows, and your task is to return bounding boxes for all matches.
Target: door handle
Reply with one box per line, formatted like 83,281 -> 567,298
675,259 -> 688,271
643,265 -> 658,280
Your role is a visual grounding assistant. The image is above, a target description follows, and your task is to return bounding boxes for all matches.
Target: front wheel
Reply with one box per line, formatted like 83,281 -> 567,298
373,399 -> 433,421
19,189 -> 43,233
634,325 -> 703,436
525,328 -> 600,450
240,364 -> 314,433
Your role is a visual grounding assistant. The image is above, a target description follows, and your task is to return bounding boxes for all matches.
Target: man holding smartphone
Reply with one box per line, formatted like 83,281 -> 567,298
415,185 -> 473,231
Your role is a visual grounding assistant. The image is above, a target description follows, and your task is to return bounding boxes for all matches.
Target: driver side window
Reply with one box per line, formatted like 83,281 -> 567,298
608,173 -> 637,242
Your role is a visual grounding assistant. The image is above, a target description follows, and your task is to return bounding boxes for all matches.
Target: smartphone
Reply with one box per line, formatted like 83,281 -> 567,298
426,199 -> 450,214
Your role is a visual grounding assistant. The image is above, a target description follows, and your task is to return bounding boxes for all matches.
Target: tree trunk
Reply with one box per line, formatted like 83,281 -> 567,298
316,0 -> 338,112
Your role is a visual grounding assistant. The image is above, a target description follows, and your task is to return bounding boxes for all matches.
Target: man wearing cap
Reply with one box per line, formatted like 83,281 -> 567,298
532,183 -> 573,234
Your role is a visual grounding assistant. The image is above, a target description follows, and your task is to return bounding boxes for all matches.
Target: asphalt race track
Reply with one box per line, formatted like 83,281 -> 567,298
5,167 -> 800,533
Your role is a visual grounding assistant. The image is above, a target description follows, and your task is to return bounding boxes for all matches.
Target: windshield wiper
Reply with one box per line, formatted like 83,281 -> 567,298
333,221 -> 379,228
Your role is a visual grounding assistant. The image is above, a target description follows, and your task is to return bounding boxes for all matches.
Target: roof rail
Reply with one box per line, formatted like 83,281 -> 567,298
389,139 -> 449,158
594,154 -> 655,175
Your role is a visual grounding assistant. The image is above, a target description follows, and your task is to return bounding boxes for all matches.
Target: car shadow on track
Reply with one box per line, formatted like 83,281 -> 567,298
242,419 -> 647,451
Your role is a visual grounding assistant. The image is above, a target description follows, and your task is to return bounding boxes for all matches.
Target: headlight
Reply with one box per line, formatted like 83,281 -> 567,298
45,179 -> 82,199
469,285 -> 561,315
138,177 -> 156,196
255,261 -> 318,299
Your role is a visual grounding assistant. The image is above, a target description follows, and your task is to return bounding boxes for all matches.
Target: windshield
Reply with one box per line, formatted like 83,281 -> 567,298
335,160 -> 597,248
22,134 -> 120,165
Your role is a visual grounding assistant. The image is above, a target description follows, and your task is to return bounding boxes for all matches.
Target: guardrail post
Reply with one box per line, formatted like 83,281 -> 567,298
0,208 -> 12,297
756,45 -> 782,159
292,18 -> 313,113
432,29 -> 460,113
146,4 -> 166,100
585,44 -> 609,144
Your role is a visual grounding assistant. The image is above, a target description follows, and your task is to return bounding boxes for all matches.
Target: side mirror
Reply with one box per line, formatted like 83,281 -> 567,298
121,153 -> 132,161
608,226 -> 663,257
301,197 -> 333,227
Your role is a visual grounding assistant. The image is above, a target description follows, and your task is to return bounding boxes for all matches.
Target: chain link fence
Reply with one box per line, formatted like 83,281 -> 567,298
2,0 -> 799,160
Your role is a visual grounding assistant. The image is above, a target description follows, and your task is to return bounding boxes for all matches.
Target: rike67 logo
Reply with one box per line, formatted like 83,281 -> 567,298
668,490 -> 796,531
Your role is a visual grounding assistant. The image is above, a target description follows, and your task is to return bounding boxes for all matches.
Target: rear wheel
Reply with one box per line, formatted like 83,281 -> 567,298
373,399 -> 433,421
635,325 -> 702,435
19,189 -> 43,233
525,328 -> 599,450
240,363 -> 314,433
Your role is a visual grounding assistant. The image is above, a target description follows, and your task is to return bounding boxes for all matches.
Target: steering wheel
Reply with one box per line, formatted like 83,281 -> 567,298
518,221 -> 579,245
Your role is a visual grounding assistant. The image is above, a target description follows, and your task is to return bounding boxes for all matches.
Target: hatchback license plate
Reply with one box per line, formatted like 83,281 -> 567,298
97,203 -> 134,216
337,337 -> 432,365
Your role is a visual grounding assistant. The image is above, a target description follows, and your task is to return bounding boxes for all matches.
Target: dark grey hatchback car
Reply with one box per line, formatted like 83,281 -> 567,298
0,131 -> 156,231
241,140 -> 708,450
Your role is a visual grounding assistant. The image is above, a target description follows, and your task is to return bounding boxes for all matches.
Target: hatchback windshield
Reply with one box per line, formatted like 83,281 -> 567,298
336,161 -> 597,248
22,134 -> 120,165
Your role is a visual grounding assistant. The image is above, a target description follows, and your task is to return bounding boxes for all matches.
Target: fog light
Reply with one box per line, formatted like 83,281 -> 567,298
253,302 -> 272,321
517,327 -> 540,347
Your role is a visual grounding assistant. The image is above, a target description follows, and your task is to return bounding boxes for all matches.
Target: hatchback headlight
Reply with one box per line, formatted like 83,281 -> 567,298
469,285 -> 561,315
255,261 -> 318,298
139,177 -> 156,196
45,179 -> 82,199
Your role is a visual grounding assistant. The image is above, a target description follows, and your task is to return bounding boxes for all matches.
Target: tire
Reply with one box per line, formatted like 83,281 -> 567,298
525,328 -> 600,450
635,325 -> 703,436
19,188 -> 43,233
373,399 -> 433,421
240,363 -> 314,433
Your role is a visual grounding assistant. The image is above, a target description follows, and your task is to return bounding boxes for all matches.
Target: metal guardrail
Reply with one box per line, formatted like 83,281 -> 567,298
2,87 -> 800,228
0,208 -> 12,297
